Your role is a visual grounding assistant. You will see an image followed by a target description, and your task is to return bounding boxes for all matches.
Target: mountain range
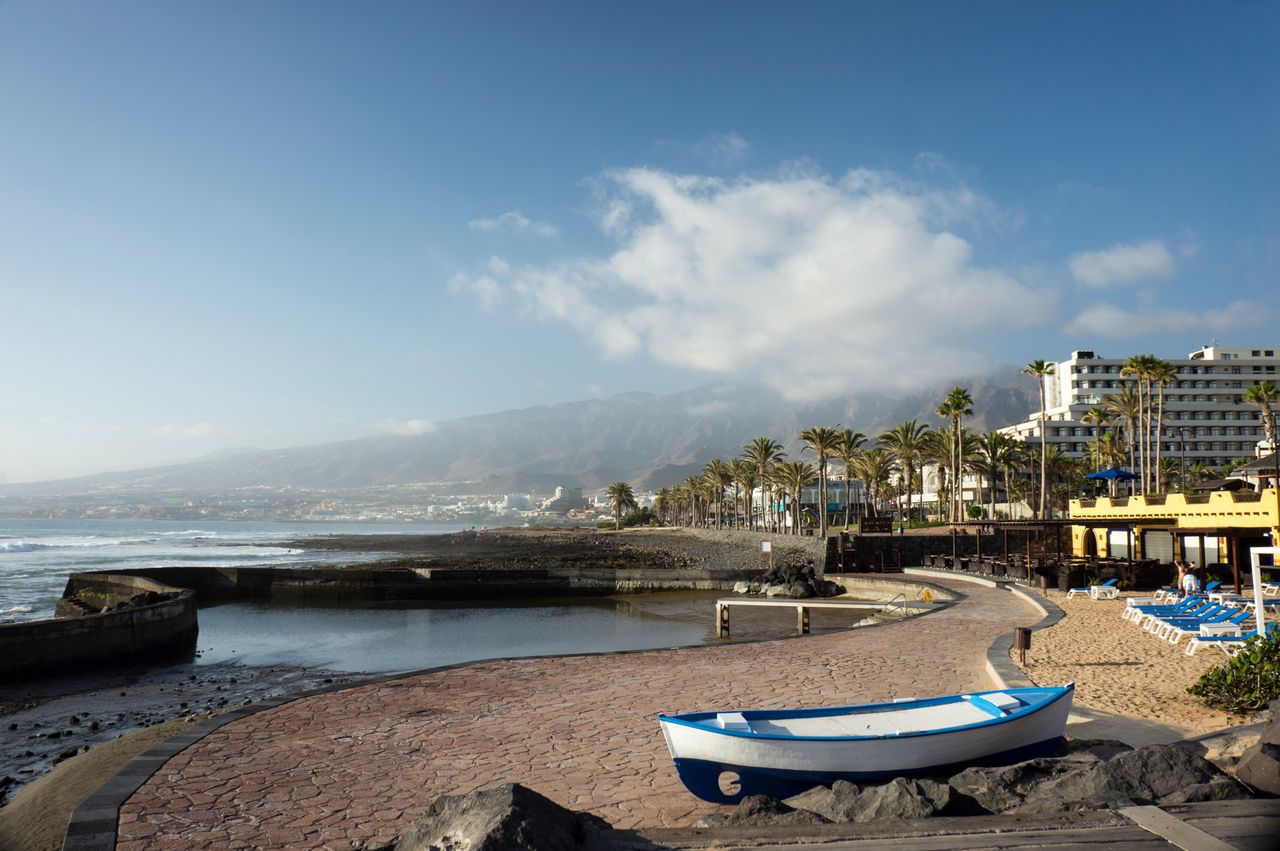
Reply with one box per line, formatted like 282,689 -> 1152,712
5,369 -> 1038,496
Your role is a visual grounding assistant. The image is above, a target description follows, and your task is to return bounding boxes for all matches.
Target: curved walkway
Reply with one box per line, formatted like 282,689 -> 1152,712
116,580 -> 1039,849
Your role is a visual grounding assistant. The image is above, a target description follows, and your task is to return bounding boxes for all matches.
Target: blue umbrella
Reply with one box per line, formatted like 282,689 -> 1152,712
1085,467 -> 1139,481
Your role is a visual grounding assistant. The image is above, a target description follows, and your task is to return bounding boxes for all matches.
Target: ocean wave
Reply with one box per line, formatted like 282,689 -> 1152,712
151,529 -> 220,537
0,605 -> 34,615
0,541 -> 44,553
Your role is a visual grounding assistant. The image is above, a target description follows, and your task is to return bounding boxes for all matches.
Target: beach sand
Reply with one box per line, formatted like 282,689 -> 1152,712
1017,590 -> 1245,734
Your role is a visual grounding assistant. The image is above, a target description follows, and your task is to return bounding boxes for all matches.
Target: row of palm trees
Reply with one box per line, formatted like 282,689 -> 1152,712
647,399 -> 1097,534
612,372 -> 1279,534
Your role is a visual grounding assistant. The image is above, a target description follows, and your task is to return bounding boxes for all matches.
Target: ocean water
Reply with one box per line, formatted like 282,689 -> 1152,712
0,518 -> 465,623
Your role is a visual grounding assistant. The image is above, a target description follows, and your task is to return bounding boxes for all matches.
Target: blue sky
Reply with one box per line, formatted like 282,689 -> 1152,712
1,1 -> 1276,482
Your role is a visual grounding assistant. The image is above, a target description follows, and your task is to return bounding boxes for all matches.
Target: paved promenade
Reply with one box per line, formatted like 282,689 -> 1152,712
117,580 -> 1038,850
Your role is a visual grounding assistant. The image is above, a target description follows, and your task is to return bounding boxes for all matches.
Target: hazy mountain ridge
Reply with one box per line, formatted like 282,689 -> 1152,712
4,371 -> 1037,495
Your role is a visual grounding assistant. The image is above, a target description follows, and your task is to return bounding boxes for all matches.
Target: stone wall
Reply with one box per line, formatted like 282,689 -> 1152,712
0,574 -> 197,677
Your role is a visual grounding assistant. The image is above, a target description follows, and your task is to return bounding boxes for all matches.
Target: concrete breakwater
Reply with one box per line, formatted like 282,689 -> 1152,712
0,573 -> 197,677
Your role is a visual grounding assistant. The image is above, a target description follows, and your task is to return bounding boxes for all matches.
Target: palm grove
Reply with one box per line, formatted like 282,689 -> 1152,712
604,361 -> 1279,534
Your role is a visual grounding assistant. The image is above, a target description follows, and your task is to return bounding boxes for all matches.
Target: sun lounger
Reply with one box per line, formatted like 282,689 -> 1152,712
1143,602 -> 1223,634
1160,608 -> 1252,645
1147,603 -> 1233,638
1066,577 -> 1119,600
1198,622 -> 1280,657
1133,599 -> 1213,629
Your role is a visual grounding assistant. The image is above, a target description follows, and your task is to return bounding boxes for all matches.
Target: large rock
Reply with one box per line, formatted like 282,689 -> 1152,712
949,755 -> 1101,814
696,794 -> 832,827
393,783 -> 602,851
1022,744 -> 1249,812
786,778 -> 953,823
1236,742 -> 1280,796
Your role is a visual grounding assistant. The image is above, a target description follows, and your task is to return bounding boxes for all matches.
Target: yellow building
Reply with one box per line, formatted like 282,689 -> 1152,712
1068,489 -> 1280,574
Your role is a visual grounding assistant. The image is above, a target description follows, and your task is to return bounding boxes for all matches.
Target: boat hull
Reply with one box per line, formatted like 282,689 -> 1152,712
659,686 -> 1073,804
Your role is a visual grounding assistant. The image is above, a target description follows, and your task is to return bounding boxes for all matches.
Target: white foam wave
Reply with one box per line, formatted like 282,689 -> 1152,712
0,605 -> 34,614
0,541 -> 43,553
151,529 -> 220,537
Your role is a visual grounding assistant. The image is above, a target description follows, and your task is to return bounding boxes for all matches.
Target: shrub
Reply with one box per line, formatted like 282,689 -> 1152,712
1188,631 -> 1280,714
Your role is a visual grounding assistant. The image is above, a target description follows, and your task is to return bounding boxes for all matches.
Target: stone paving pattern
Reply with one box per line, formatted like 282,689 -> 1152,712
118,580 -> 1037,849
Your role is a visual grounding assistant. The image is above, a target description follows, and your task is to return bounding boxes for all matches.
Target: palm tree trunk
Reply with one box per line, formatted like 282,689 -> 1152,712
1037,383 -> 1047,520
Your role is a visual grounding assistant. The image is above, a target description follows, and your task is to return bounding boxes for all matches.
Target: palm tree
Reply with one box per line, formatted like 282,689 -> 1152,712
855,448 -> 896,518
879,420 -> 930,528
972,431 -> 1015,520
1104,385 -> 1142,487
800,426 -> 842,537
1023,360 -> 1055,518
774,460 -> 817,534
1150,359 -> 1176,493
1245,380 -> 1280,456
743,437 -> 785,531
729,458 -> 756,529
937,386 -> 974,522
702,459 -> 732,529
654,487 -> 673,525
606,481 -> 637,530
834,429 -> 867,528
1080,406 -> 1109,471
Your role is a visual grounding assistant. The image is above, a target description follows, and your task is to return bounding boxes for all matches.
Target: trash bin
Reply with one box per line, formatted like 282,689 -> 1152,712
1014,627 -> 1032,664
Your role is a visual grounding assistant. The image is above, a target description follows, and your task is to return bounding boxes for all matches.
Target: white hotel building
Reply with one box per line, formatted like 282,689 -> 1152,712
1002,345 -> 1280,469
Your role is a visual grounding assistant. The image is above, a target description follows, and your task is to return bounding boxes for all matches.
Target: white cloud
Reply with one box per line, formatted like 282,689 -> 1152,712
453,166 -> 1045,400
1065,299 -> 1271,338
375,419 -> 438,436
468,211 -> 558,237
448,271 -> 503,308
1069,239 -> 1175,287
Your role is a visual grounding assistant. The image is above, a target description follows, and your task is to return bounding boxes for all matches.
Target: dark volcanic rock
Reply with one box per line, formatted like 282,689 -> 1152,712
1236,742 -> 1280,796
750,562 -> 841,598
1053,737 -> 1135,761
393,783 -> 603,851
948,755 -> 1101,814
1022,744 -> 1249,812
697,794 -> 832,827
785,778 -> 953,823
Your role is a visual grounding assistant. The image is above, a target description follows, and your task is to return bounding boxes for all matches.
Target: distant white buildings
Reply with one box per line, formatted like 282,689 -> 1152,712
542,485 -> 589,514
1002,345 -> 1280,469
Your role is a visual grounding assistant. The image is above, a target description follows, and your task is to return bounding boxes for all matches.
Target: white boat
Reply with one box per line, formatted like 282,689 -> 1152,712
657,684 -> 1074,803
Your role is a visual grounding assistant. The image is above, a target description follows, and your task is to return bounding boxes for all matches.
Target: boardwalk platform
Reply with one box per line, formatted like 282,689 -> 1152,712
611,799 -> 1280,849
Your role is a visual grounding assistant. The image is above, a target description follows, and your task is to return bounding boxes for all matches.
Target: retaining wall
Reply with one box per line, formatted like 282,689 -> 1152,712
0,575 -> 197,677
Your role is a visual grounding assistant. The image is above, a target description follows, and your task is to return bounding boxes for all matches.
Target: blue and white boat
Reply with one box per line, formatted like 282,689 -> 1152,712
658,684 -> 1074,803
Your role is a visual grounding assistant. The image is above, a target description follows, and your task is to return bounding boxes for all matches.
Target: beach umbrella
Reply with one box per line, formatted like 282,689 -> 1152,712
1085,467 -> 1139,481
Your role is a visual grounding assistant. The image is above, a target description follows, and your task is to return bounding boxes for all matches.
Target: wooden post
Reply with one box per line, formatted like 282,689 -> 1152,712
716,603 -> 730,638
1231,534 -> 1242,595
797,605 -> 810,635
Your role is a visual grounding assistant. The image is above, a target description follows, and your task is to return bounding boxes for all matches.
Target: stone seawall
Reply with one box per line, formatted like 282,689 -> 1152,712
0,574 -> 197,677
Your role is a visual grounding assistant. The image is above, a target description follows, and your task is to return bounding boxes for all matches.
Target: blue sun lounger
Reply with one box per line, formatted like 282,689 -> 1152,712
1066,577 -> 1119,600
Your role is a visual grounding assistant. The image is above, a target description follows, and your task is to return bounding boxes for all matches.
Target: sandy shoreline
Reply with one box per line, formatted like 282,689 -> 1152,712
1017,589 -> 1247,734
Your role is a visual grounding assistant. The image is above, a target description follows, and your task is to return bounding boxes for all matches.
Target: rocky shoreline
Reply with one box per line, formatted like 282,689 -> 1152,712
286,527 -> 827,575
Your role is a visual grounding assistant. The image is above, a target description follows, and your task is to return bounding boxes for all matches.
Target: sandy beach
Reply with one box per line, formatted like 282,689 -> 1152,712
1018,590 -> 1246,733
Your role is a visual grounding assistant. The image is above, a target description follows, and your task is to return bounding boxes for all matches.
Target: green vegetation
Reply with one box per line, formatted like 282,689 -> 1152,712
1188,631 -> 1280,714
